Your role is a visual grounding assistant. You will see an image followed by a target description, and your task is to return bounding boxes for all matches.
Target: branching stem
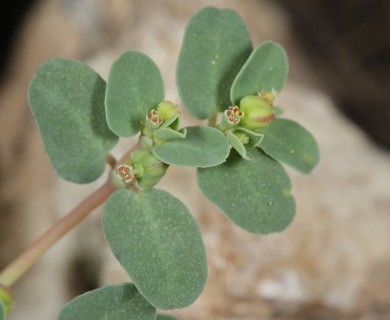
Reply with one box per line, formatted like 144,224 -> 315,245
106,153 -> 117,169
0,179 -> 116,288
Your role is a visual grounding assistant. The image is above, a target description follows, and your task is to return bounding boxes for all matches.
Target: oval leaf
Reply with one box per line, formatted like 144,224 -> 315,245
153,126 -> 229,167
233,127 -> 264,148
0,286 -> 12,317
258,119 -> 320,174
0,301 -> 4,320
103,189 -> 207,309
28,58 -> 118,183
230,41 -> 288,105
177,6 -> 253,119
157,315 -> 179,320
106,51 -> 164,137
197,148 -> 295,234
153,127 -> 187,143
226,131 -> 247,159
58,283 -> 156,320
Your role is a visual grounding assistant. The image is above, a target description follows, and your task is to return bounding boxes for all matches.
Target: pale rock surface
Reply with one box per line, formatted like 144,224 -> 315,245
1,0 -> 389,319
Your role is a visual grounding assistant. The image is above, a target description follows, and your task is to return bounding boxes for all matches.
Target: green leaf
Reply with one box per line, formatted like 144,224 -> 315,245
226,131 -> 247,159
28,58 -> 118,184
0,301 -> 4,320
105,51 -> 164,137
273,106 -> 284,116
230,41 -> 288,106
225,128 -> 264,159
197,148 -> 295,234
258,119 -> 319,174
157,315 -> 179,320
103,189 -> 207,309
153,127 -> 187,143
177,6 -> 253,119
160,113 -> 181,131
0,287 -> 12,318
57,283 -> 156,320
153,126 -> 230,167
233,127 -> 264,148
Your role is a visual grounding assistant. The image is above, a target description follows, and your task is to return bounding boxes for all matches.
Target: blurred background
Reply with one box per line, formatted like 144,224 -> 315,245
0,0 -> 389,319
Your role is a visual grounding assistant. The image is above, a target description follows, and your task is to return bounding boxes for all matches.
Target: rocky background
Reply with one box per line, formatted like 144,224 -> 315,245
0,0 -> 389,319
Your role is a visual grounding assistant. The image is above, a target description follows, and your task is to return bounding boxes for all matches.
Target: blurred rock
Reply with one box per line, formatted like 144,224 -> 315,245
273,0 -> 390,151
0,1 -> 389,319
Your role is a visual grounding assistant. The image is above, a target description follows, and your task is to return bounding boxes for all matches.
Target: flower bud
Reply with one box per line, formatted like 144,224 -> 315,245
131,150 -> 168,188
0,285 -> 13,315
130,149 -> 150,164
239,95 -> 275,130
234,132 -> 249,145
259,89 -> 277,105
157,101 -> 179,121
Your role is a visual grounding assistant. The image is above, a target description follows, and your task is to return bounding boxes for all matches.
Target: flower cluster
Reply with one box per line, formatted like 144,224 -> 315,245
222,90 -> 277,131
145,101 -> 179,129
219,90 -> 278,158
114,150 -> 167,190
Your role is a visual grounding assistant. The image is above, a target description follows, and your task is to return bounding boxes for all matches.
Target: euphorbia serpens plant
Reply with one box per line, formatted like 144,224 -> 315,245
0,6 -> 319,319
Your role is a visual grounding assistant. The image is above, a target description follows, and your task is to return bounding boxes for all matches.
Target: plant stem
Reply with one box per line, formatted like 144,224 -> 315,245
106,153 -> 117,169
208,112 -> 218,127
0,179 -> 116,288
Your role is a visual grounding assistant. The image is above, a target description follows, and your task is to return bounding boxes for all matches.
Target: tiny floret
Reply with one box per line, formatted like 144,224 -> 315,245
116,164 -> 135,183
224,106 -> 244,124
146,109 -> 163,126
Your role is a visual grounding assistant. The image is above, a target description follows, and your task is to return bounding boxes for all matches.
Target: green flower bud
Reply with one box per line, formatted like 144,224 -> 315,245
130,149 -> 151,164
259,89 -> 277,105
0,285 -> 13,315
234,132 -> 249,145
157,101 -> 179,121
131,150 -> 168,188
239,95 -> 275,130
240,95 -> 271,111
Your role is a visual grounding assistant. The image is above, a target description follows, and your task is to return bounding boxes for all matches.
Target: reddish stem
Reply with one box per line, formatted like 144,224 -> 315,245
0,179 -> 115,288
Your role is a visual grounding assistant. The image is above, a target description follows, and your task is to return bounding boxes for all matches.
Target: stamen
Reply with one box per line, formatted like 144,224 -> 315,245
224,106 -> 243,124
116,164 -> 135,183
146,109 -> 163,125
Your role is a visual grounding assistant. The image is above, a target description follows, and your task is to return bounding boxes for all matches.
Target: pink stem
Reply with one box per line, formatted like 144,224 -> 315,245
0,179 -> 115,288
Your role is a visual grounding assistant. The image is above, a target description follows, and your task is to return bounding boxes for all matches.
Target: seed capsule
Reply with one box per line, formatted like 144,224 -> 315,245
157,101 -> 179,121
239,95 -> 275,130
